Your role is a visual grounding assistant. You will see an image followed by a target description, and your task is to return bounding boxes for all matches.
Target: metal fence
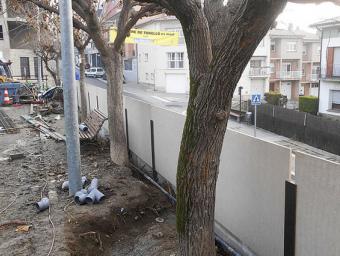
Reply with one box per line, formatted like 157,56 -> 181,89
249,104 -> 340,155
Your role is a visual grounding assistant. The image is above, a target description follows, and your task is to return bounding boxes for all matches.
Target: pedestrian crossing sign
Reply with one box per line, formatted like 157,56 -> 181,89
251,94 -> 261,105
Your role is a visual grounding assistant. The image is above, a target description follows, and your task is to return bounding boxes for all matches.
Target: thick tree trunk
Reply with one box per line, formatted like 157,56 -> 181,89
79,49 -> 88,121
103,50 -> 128,166
174,1 -> 287,255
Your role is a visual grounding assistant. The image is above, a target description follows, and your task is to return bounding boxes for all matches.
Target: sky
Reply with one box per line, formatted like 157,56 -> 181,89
277,2 -> 340,32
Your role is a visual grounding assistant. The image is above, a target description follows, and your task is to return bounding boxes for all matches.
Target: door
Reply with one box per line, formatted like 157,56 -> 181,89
281,82 -> 292,100
282,63 -> 291,78
165,73 -> 187,93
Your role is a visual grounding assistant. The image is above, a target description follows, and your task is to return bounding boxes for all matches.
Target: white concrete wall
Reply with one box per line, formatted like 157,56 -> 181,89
295,152 -> 340,256
83,82 -> 340,256
215,132 -> 290,256
123,96 -> 290,256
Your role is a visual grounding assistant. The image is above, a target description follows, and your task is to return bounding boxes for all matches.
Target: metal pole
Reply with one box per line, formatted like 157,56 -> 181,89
254,105 -> 257,137
150,120 -> 158,181
239,92 -> 242,123
37,8 -> 42,89
60,0 -> 82,195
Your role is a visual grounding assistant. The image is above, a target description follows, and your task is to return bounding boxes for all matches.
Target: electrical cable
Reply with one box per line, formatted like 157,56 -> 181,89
0,191 -> 17,214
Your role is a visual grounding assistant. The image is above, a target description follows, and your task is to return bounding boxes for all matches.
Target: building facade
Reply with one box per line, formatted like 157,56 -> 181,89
137,15 -> 271,96
313,17 -> 340,117
0,0 -> 51,85
269,29 -> 320,102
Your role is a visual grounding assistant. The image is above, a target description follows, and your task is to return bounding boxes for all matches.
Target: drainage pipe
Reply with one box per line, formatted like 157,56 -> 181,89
129,162 -> 241,256
74,189 -> 88,205
87,178 -> 98,193
62,176 -> 87,190
85,188 -> 104,204
36,197 -> 49,212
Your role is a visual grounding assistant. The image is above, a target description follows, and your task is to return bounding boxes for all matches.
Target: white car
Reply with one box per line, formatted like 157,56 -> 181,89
85,67 -> 105,78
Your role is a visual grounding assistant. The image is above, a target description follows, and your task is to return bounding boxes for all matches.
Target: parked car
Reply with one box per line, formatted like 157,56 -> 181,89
85,67 -> 105,78
102,72 -> 126,83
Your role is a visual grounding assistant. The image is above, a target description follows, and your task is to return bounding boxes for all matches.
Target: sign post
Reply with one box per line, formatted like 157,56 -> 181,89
251,94 -> 261,137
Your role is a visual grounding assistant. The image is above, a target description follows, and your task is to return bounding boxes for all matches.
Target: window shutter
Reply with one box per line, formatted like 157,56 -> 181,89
326,47 -> 334,77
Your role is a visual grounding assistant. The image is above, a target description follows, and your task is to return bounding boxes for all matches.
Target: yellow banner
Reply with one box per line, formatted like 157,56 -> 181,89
109,28 -> 179,46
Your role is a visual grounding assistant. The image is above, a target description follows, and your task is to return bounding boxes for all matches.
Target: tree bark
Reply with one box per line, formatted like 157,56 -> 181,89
79,48 -> 88,121
55,57 -> 61,86
104,50 -> 128,166
172,1 -> 287,255
42,57 -> 58,87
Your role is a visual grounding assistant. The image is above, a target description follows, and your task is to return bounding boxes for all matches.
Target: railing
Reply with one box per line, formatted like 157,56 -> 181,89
276,71 -> 302,80
311,73 -> 320,81
11,75 -> 49,89
249,67 -> 270,77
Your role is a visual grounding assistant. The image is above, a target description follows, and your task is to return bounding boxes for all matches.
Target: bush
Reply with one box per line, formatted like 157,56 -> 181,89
264,91 -> 286,106
299,96 -> 318,115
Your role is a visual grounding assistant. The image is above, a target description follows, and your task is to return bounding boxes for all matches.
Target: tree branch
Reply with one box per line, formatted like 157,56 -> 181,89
26,0 -> 90,33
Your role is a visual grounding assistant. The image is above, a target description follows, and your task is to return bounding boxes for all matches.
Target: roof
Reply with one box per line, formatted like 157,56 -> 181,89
270,29 -> 320,41
136,15 -> 178,27
311,17 -> 340,30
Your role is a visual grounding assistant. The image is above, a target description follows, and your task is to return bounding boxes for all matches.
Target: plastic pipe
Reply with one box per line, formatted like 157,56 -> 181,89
36,197 -> 49,212
62,176 -> 87,190
85,188 -> 104,204
87,178 -> 98,193
74,189 -> 88,205
79,123 -> 88,132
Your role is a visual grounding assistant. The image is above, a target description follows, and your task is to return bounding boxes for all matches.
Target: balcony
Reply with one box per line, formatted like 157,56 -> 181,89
275,71 -> 302,80
249,67 -> 270,78
321,65 -> 340,80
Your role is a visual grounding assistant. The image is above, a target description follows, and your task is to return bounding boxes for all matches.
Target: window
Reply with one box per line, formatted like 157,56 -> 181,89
282,62 -> 291,72
302,68 -> 305,76
0,25 -> 3,40
270,63 -> 275,74
34,57 -> 43,78
20,57 -> 30,78
317,46 -> 321,55
145,73 -> 149,80
270,41 -> 275,52
167,52 -> 184,69
250,60 -> 261,68
311,83 -> 319,88
144,53 -> 148,62
331,90 -> 340,110
287,42 -> 297,52
302,45 -> 307,55
124,59 -> 133,71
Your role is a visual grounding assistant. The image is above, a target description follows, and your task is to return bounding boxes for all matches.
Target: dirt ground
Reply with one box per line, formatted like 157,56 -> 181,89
0,105 -> 177,256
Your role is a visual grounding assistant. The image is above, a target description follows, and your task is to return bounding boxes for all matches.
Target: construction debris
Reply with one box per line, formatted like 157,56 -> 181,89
9,153 -> 25,161
21,115 -> 65,142
0,110 -> 18,133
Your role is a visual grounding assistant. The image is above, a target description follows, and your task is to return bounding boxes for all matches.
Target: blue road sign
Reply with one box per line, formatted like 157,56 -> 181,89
251,94 -> 261,106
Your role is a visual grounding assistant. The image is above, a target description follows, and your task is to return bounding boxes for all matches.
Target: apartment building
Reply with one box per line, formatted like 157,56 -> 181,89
312,17 -> 340,117
0,0 -> 51,84
269,29 -> 320,101
136,14 -> 271,95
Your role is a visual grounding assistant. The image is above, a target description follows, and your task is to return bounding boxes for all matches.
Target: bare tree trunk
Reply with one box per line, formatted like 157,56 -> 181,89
56,57 -> 61,86
79,49 -> 88,121
103,50 -> 128,166
42,58 -> 58,87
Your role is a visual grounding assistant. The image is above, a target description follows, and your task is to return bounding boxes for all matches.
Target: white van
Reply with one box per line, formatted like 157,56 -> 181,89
85,67 -> 105,78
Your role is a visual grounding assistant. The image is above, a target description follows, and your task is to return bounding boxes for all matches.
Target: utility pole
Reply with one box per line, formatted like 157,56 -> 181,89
60,0 -> 82,195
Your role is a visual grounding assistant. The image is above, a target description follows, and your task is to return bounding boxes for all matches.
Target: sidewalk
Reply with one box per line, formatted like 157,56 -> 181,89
89,78 -> 340,164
